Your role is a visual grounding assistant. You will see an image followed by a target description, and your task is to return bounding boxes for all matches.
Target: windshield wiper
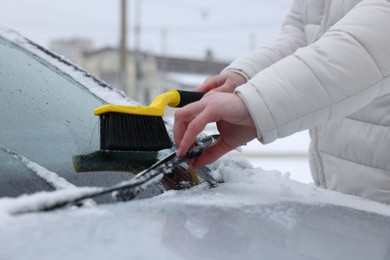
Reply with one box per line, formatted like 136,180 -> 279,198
8,135 -> 218,215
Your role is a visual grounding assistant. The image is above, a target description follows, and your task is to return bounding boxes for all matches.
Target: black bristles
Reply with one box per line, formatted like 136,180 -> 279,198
99,113 -> 173,151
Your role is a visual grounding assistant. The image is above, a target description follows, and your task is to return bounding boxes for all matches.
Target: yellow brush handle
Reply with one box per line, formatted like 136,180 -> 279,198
94,90 -> 180,116
150,89 -> 181,108
93,89 -> 203,116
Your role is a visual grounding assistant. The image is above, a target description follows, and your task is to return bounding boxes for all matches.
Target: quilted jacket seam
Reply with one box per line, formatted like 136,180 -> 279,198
330,29 -> 385,78
345,115 -> 390,127
272,73 -> 388,130
322,150 -> 390,172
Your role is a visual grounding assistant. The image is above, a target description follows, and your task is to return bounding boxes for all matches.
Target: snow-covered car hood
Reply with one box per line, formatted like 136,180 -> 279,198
2,158 -> 390,260
1,27 -> 390,259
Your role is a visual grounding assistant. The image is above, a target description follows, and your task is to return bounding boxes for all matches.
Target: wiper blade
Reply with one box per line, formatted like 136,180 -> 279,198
114,134 -> 219,201
10,135 -> 218,214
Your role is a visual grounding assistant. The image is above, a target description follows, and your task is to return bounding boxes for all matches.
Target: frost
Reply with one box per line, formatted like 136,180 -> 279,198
0,27 -> 135,106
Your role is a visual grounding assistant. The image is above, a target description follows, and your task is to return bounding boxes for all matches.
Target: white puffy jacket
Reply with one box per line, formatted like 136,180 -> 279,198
228,0 -> 390,203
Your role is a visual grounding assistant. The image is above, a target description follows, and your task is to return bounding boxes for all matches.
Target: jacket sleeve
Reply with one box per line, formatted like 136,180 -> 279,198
236,0 -> 390,144
223,0 -> 307,81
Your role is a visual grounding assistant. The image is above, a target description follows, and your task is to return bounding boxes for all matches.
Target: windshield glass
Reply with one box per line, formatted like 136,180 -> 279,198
0,36 -> 157,196
0,147 -> 53,196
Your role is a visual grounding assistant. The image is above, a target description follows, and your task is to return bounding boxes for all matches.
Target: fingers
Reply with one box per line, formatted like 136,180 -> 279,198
174,101 -> 214,157
194,72 -> 247,94
173,103 -> 199,155
194,74 -> 226,92
173,92 -> 257,167
177,110 -> 214,156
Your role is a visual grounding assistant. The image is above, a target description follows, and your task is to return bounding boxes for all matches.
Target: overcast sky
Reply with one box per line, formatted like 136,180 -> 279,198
0,0 -> 291,61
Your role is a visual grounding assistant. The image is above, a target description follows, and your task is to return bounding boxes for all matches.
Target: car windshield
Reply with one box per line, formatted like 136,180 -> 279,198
0,147 -> 53,196
0,36 -> 165,198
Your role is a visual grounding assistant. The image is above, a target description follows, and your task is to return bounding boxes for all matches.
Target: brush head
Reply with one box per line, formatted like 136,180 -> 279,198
99,112 -> 173,151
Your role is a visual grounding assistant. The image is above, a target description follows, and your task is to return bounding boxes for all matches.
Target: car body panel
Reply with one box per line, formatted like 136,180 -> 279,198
1,198 -> 390,260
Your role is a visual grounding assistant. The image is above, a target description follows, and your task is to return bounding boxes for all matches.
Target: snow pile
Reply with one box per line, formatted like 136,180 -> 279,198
153,156 -> 390,217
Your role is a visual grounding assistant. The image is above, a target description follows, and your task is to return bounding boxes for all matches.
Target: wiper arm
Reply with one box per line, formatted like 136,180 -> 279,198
8,135 -> 218,215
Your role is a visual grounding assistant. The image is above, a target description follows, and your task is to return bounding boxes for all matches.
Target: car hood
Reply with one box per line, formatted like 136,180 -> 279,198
1,158 -> 390,260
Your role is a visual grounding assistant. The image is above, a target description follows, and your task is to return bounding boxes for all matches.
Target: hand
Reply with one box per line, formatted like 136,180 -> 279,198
174,91 -> 257,168
195,71 -> 246,93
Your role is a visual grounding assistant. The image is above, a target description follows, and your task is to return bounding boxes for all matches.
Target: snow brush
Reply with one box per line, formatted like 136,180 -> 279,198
94,89 -> 204,151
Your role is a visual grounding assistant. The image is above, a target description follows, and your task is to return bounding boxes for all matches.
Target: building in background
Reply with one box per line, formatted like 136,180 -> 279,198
49,38 -> 229,104
49,38 -> 93,67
